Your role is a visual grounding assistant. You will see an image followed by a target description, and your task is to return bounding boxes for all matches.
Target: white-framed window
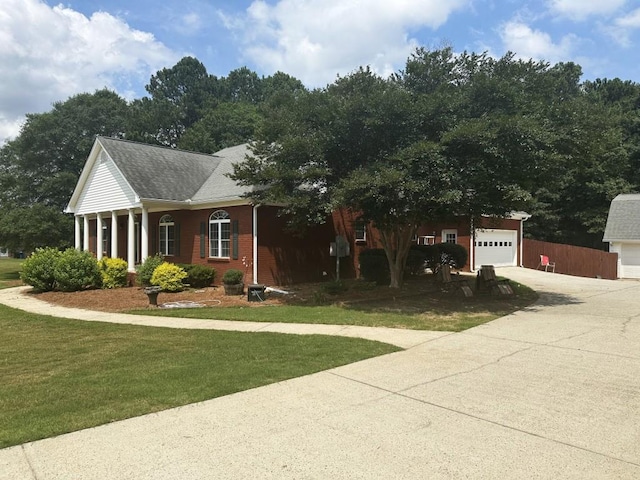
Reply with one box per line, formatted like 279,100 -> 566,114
442,229 -> 457,244
354,220 -> 366,242
159,214 -> 175,256
102,220 -> 109,257
209,210 -> 230,258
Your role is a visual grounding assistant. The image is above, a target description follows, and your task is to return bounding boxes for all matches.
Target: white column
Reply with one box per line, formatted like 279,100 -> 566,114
74,216 -> 82,250
83,215 -> 90,252
111,212 -> 118,258
253,204 -> 260,284
127,209 -> 135,272
96,213 -> 103,261
141,207 -> 149,263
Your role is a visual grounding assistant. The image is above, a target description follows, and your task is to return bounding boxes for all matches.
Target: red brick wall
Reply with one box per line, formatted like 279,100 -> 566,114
88,208 -> 527,284
149,206 -> 255,285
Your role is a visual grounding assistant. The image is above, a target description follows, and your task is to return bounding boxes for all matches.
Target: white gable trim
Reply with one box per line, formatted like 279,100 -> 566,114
65,139 -> 139,215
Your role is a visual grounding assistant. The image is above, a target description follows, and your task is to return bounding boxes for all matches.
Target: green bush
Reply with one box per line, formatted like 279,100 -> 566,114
136,254 -> 164,287
358,249 -> 389,285
98,257 -> 129,289
150,262 -> 188,292
179,264 -> 216,288
410,243 -> 468,274
222,268 -> 243,285
438,242 -> 468,269
53,248 -> 102,292
20,247 -> 61,292
321,279 -> 348,295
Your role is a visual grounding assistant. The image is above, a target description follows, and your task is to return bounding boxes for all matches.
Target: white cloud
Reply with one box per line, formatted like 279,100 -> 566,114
547,0 -> 628,21
223,0 -> 469,87
604,7 -> 640,47
499,21 -> 578,63
0,0 -> 179,144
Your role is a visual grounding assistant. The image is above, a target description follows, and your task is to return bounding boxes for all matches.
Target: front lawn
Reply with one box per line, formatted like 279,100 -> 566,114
0,258 -> 22,289
0,304 -> 398,448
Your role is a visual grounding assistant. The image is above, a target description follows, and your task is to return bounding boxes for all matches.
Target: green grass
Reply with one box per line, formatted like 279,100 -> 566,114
132,280 -> 537,332
0,258 -> 23,289
0,304 -> 399,448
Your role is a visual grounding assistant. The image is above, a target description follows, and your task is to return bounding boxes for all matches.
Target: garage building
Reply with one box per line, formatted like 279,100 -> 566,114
603,194 -> 640,279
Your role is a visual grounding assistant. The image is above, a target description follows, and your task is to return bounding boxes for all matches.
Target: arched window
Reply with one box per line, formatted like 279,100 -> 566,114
159,214 -> 175,256
209,210 -> 230,258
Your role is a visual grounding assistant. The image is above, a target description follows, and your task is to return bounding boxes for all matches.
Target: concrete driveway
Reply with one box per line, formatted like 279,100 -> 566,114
1,267 -> 639,479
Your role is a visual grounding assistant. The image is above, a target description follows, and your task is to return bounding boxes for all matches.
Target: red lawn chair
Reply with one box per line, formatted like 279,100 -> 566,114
537,255 -> 556,273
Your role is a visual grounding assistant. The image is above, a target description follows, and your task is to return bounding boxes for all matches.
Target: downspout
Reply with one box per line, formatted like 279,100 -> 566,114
515,213 -> 530,267
253,204 -> 260,284
469,217 -> 475,272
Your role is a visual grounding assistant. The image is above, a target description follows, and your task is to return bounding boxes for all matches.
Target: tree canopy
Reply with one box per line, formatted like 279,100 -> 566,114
231,52 -> 574,287
0,50 -> 638,272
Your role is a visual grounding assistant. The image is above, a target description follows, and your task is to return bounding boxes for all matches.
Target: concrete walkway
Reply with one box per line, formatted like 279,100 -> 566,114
1,267 -> 639,479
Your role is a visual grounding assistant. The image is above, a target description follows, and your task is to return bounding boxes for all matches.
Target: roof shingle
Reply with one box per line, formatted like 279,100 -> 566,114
603,194 -> 640,241
97,137 -> 252,203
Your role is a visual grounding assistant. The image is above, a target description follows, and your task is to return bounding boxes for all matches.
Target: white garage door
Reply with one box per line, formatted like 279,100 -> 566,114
474,229 -> 517,269
620,244 -> 640,278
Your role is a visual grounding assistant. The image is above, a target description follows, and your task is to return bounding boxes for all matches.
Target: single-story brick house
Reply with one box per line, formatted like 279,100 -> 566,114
65,137 -> 529,285
603,193 -> 640,279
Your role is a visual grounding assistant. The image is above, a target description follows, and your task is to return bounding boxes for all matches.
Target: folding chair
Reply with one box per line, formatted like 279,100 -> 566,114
537,255 -> 556,273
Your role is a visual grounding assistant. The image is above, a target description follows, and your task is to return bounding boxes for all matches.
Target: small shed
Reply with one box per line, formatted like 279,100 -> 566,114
603,194 -> 640,278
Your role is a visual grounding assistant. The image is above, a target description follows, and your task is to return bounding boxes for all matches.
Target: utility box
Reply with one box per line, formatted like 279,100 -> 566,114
247,284 -> 265,302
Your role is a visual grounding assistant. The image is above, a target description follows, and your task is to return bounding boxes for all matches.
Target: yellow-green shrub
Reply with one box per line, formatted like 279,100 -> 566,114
150,262 -> 187,292
98,257 -> 129,289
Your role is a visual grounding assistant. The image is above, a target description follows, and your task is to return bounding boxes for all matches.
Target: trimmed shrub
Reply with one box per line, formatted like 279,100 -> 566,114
136,254 -> 164,287
358,249 -> 389,285
410,243 -> 468,274
179,264 -> 216,288
438,242 -> 468,270
150,262 -> 188,292
20,247 -> 61,292
98,257 -> 129,289
222,268 -> 243,285
53,248 -> 102,292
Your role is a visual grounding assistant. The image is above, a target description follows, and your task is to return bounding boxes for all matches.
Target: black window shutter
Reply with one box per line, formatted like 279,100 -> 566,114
232,220 -> 239,260
152,225 -> 157,255
200,222 -> 206,258
106,225 -> 111,256
174,223 -> 180,256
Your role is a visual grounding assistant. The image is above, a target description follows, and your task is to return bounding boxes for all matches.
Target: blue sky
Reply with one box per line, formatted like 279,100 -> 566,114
1,0 -> 639,144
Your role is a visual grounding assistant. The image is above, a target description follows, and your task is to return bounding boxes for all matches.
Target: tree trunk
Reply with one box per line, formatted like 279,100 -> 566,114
378,223 -> 418,289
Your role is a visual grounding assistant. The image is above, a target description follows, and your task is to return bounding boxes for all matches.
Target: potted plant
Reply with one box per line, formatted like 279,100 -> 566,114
222,268 -> 244,295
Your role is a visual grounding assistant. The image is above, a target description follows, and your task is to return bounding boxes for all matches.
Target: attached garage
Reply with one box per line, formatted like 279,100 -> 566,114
603,194 -> 640,279
473,229 -> 518,270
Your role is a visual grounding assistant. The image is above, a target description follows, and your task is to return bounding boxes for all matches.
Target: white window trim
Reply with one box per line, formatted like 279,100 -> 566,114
442,229 -> 458,244
209,210 -> 231,258
101,220 -> 109,257
159,214 -> 175,256
354,221 -> 367,242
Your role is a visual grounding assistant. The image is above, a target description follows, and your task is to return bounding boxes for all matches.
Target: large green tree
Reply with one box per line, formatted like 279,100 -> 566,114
232,54 -> 552,288
0,89 -> 129,251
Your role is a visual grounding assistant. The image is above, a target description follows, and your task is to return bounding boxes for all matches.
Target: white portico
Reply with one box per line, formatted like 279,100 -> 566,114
65,137 -> 221,271
65,140 -> 150,271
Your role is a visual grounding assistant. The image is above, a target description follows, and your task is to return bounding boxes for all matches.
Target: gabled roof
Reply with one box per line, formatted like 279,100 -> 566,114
67,137 -> 254,213
603,194 -> 640,241
98,137 -> 222,201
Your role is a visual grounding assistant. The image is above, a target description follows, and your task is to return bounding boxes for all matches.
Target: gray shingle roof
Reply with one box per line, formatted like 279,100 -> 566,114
98,137 -> 252,203
603,194 -> 640,241
192,144 -> 254,203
